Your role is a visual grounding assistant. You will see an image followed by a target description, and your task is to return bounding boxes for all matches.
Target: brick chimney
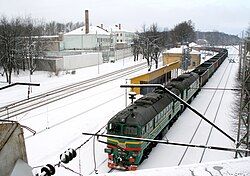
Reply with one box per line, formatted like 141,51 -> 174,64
101,24 -> 103,29
85,10 -> 89,34
119,23 -> 121,30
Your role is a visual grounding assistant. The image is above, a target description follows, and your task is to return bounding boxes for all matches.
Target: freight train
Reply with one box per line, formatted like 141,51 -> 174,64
104,47 -> 228,170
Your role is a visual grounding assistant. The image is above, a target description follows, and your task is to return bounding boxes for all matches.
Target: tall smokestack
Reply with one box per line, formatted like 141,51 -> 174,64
119,23 -> 121,30
101,24 -> 103,29
85,10 -> 89,34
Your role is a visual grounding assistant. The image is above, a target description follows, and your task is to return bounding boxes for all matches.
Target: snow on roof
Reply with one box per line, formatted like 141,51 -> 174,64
190,49 -> 201,54
189,42 -> 198,47
64,26 -> 110,35
164,47 -> 184,54
189,42 -> 202,48
109,25 -> 135,33
163,46 -> 201,55
98,157 -> 250,176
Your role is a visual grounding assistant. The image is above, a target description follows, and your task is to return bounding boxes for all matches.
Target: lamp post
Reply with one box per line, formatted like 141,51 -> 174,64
96,31 -> 101,74
98,42 -> 100,74
27,42 -> 35,99
123,46 -> 125,66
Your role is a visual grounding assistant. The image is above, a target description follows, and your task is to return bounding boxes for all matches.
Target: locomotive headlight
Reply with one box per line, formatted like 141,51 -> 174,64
129,156 -> 135,163
132,152 -> 138,157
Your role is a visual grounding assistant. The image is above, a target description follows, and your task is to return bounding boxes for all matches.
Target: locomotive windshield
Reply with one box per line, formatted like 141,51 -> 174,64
124,126 -> 137,136
108,123 -> 121,134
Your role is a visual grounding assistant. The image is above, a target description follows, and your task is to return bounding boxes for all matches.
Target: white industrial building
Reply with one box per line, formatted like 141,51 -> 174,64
111,24 -> 136,49
62,26 -> 111,50
36,10 -> 136,72
61,23 -> 136,51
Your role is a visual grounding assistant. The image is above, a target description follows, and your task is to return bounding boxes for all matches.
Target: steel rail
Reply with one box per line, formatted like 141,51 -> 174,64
178,60 -> 232,165
0,63 -> 148,120
0,62 -> 146,112
199,61 -> 235,162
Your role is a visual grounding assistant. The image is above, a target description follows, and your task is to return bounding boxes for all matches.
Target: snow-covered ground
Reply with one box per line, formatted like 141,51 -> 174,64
0,55 -> 146,106
99,157 -> 250,176
1,47 -> 248,176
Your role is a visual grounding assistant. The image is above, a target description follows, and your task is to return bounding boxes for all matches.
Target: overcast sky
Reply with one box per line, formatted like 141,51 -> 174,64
0,0 -> 249,35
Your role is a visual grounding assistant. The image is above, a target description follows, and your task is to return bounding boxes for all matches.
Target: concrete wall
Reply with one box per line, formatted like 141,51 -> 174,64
36,52 -> 103,72
0,123 -> 27,176
35,58 -> 63,72
36,49 -> 131,72
63,52 -> 103,70
115,48 -> 133,60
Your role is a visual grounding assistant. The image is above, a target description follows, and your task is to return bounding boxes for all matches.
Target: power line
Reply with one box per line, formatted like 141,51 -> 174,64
120,84 -> 237,144
191,87 -> 240,91
35,124 -> 108,176
82,132 -> 250,153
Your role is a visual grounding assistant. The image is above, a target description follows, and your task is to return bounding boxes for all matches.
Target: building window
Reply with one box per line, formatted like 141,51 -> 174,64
192,61 -> 196,66
116,33 -> 119,36
120,40 -> 122,42
120,33 -> 122,36
117,40 -> 119,42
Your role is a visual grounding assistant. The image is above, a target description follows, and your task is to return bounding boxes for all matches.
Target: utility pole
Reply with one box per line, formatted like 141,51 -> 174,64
182,44 -> 191,71
235,38 -> 250,158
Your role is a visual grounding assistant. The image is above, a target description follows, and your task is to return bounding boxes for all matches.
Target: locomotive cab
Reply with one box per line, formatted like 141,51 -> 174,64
105,122 -> 143,170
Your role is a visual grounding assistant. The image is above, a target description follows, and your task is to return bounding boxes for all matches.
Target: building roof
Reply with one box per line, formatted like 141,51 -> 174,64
109,25 -> 135,33
189,42 -> 201,47
64,26 -> 110,36
163,46 -> 201,55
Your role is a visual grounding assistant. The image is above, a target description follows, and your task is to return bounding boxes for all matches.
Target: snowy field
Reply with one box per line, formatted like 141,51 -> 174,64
100,157 -> 250,176
1,47 -> 248,176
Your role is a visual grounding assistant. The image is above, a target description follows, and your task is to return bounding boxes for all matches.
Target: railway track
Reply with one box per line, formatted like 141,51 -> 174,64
0,62 -> 147,120
198,56 -> 235,162
177,57 -> 234,165
82,56 -> 235,174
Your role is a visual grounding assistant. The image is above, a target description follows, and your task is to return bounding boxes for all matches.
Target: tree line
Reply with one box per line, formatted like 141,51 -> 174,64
0,15 -> 242,84
0,16 -> 83,84
132,20 -> 196,70
132,20 -> 241,70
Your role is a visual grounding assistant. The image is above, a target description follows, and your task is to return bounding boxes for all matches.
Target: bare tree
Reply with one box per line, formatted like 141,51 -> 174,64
131,38 -> 140,61
247,23 -> 250,37
136,23 -> 167,70
0,16 -> 24,83
0,16 -> 46,84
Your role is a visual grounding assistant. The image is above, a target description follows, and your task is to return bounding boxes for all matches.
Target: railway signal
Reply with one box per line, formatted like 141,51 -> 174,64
128,91 -> 136,104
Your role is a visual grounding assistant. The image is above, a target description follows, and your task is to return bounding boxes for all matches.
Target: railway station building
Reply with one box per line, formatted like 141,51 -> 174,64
130,61 -> 180,95
162,47 -> 201,70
